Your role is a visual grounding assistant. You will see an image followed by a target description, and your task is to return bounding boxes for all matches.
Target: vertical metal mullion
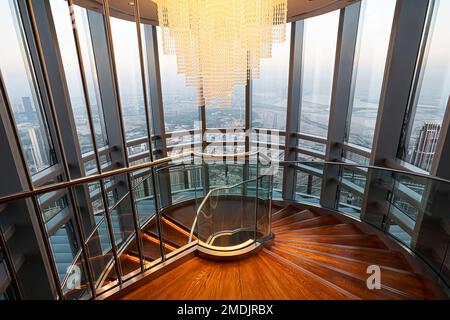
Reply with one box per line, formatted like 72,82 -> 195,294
362,0 -> 431,225
283,21 -> 304,200
25,0 -> 98,298
398,0 -> 436,160
101,0 -> 147,271
1,72 -> 63,299
244,78 -> 252,183
66,0 -> 124,283
134,0 -> 165,263
200,104 -> 210,195
321,3 -> 361,210
254,153 -> 260,242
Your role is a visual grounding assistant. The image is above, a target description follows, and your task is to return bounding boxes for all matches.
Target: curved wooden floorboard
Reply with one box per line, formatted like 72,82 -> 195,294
120,203 -> 447,300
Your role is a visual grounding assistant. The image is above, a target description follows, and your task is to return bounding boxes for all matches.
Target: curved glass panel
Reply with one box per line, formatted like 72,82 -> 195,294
110,16 -> 147,142
299,10 -> 339,138
157,27 -> 199,133
49,0 -> 108,156
347,0 -> 396,148
252,23 -> 291,130
0,0 -> 55,175
400,0 -> 450,172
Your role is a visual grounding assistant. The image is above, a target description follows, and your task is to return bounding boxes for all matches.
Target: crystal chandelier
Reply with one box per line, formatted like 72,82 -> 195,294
153,0 -> 288,106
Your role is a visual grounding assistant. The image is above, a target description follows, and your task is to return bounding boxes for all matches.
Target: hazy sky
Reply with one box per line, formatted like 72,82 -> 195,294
1,0 -> 449,108
0,0 -> 36,104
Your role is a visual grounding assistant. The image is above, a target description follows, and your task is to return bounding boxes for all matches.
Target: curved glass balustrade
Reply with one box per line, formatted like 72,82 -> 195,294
195,179 -> 259,251
288,160 -> 450,289
0,153 -> 449,299
191,175 -> 273,252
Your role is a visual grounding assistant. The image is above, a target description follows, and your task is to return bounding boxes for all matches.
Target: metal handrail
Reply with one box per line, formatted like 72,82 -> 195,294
280,160 -> 450,184
2,155 -> 450,205
49,151 -> 263,293
37,151 -> 450,295
188,178 -> 257,243
0,151 -> 262,204
11,149 -> 449,295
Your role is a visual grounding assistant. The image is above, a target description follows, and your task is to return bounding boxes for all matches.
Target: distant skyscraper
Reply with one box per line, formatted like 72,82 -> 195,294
410,122 -> 441,171
21,96 -> 34,115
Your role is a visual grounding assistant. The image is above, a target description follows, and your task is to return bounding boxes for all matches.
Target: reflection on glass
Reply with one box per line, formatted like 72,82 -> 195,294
252,23 -> 291,130
297,139 -> 326,155
401,0 -> 450,172
49,224 -> 76,282
300,11 -> 339,137
0,0 -> 55,175
50,1 -> 109,157
347,0 -> 395,148
295,172 -> 322,205
157,27 -> 199,133
343,150 -> 370,165
111,16 -> 147,142
40,193 -> 67,223
338,188 -> 363,217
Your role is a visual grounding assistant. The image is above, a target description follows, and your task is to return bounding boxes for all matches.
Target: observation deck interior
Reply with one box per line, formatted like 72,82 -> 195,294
110,201 -> 446,300
0,0 -> 450,302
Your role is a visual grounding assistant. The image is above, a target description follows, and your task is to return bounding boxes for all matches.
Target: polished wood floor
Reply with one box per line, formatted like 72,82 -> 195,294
120,203 -> 447,300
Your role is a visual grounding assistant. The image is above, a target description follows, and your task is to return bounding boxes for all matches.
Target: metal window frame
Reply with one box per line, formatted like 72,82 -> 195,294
320,3 -> 361,209
361,0 -> 431,226
282,21 -> 304,201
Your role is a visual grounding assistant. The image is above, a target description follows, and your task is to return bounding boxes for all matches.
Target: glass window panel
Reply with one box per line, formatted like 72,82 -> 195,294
347,0 -> 395,148
300,11 -> 339,137
140,24 -> 155,143
295,173 -> 322,205
74,6 -> 109,150
157,27 -> 199,133
0,0 -> 55,175
297,139 -> 326,154
252,23 -> 291,130
400,0 -> 450,172
343,150 -> 370,165
50,0 -> 109,156
49,224 -> 76,282
205,85 -> 245,128
338,188 -> 363,218
111,16 -> 147,142
40,194 -> 67,223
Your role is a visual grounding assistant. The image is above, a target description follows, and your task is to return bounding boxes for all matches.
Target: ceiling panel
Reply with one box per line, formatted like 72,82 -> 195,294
73,0 -> 360,25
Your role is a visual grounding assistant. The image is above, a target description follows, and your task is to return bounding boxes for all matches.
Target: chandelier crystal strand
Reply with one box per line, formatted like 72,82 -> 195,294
153,0 -> 287,106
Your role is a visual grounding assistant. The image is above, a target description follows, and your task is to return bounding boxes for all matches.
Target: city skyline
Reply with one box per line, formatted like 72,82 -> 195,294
1,0 -> 449,176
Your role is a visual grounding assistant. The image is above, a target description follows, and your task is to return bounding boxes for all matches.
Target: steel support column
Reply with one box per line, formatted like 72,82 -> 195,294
282,21 -> 304,201
320,3 -> 361,210
361,0 -> 430,226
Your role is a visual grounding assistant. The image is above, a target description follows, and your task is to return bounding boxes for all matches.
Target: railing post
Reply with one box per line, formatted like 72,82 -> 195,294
254,153 -> 260,242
